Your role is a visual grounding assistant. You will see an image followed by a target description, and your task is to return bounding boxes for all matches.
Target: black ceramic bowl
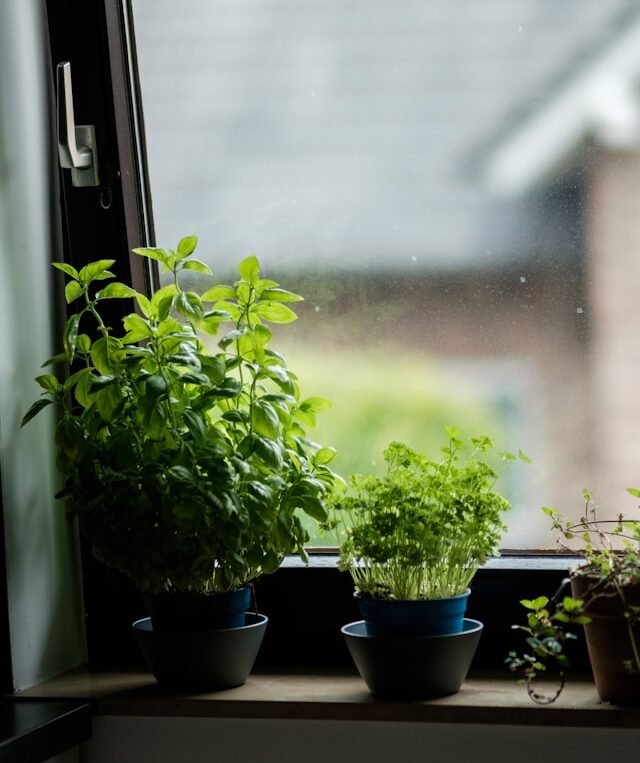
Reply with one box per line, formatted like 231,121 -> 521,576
133,612 -> 268,692
342,617 -> 483,699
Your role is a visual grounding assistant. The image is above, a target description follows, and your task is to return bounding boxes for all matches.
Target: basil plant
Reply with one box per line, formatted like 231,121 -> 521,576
23,238 -> 341,594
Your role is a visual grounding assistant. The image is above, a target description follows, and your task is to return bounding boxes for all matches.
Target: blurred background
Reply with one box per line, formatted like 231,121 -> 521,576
131,0 -> 640,548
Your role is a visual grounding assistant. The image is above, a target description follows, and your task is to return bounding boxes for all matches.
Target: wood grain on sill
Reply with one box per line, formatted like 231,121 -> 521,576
12,669 -> 640,728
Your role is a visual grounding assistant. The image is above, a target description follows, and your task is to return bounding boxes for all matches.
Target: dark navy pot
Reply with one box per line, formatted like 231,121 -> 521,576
358,589 -> 470,637
147,586 -> 252,633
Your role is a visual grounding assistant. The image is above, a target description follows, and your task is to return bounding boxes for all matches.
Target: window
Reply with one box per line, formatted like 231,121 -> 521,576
37,0 -> 634,671
131,0 -> 640,549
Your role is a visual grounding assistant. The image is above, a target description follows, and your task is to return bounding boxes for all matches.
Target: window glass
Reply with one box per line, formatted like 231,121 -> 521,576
132,0 -> 640,548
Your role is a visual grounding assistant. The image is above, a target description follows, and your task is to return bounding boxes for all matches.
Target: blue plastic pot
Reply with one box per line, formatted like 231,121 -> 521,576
358,589 -> 470,637
148,587 -> 252,632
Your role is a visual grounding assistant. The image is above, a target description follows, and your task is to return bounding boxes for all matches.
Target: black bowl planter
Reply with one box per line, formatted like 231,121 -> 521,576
133,587 -> 267,691
133,612 -> 268,692
342,618 -> 483,698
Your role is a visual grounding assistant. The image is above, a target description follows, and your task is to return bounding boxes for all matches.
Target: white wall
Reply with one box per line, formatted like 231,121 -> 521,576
0,0 -> 86,690
84,717 -> 640,763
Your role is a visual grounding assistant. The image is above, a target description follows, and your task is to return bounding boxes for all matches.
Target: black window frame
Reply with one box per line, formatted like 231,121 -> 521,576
37,0 -> 592,675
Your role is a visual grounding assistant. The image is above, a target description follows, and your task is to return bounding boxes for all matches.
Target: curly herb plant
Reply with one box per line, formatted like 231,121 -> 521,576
22,238 -> 341,594
507,490 -> 640,704
329,431 -> 527,600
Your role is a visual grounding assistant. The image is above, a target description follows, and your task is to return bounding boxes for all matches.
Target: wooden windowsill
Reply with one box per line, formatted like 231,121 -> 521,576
11,668 -> 640,728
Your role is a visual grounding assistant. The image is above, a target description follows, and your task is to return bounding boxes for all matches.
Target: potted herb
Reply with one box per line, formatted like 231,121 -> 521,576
22,237 -> 341,690
331,431 -> 526,697
507,490 -> 640,705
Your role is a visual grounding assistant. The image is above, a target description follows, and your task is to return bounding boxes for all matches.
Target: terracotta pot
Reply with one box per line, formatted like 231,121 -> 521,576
571,575 -> 640,704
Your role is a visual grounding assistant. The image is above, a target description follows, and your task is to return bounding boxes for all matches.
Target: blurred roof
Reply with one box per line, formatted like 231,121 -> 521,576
133,0 -> 639,273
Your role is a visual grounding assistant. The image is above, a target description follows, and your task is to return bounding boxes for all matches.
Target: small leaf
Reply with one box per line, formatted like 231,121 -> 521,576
201,284 -> 236,301
91,336 -> 123,375
182,259 -> 212,274
253,302 -> 297,324
300,396 -> 332,413
52,262 -> 79,280
132,247 -> 170,265
238,255 -> 260,285
63,314 -> 81,360
64,281 -> 84,304
21,398 -> 53,427
315,447 -> 337,465
135,293 -> 153,318
259,288 -> 303,303
35,374 -> 61,394
177,235 -> 198,258
79,259 -> 116,282
76,334 -> 91,354
123,312 -> 153,340
176,291 -> 204,320
98,282 -> 138,300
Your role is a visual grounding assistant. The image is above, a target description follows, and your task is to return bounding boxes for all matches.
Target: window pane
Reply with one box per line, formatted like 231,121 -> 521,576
132,0 -> 640,548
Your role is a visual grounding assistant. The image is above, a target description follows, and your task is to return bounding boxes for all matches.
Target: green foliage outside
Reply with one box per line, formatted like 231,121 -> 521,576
275,341 -> 514,546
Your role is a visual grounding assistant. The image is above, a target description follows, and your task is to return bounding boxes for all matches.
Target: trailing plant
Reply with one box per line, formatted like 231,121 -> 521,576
22,237 -> 341,594
328,430 -> 527,600
507,489 -> 640,704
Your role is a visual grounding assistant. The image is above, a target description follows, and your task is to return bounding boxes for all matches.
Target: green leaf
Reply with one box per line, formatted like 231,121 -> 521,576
176,291 -> 204,320
254,436 -> 283,469
238,255 -> 260,285
167,465 -> 195,484
91,336 -> 123,375
151,283 -> 178,310
88,375 -> 117,392
21,398 -> 53,427
521,596 -> 549,611
182,259 -> 212,274
135,293 -> 153,318
64,280 -> 84,304
183,409 -> 206,446
627,488 -> 640,498
97,282 -> 138,300
52,262 -> 79,280
76,334 -> 91,354
123,313 -> 152,341
259,288 -> 303,303
74,371 -> 95,408
201,284 -> 236,301
79,259 -> 116,282
295,494 -> 327,522
253,302 -> 297,324
315,447 -> 337,465
300,396 -> 332,413
132,247 -> 170,265
252,400 -> 280,439
177,235 -> 198,258
35,374 -> 60,394
95,383 -> 122,422
63,314 -> 81,360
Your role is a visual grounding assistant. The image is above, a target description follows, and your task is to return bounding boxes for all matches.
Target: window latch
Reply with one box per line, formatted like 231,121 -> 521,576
56,61 -> 100,187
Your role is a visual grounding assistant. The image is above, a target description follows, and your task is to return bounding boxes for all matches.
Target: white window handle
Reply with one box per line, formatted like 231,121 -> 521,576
56,61 -> 100,187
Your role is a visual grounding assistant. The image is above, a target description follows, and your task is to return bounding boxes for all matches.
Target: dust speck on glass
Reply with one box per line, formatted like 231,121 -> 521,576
132,0 -> 640,548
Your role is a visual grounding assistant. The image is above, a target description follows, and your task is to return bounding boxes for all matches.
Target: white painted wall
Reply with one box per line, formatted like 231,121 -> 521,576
84,717 -> 640,763
0,0 -> 86,690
